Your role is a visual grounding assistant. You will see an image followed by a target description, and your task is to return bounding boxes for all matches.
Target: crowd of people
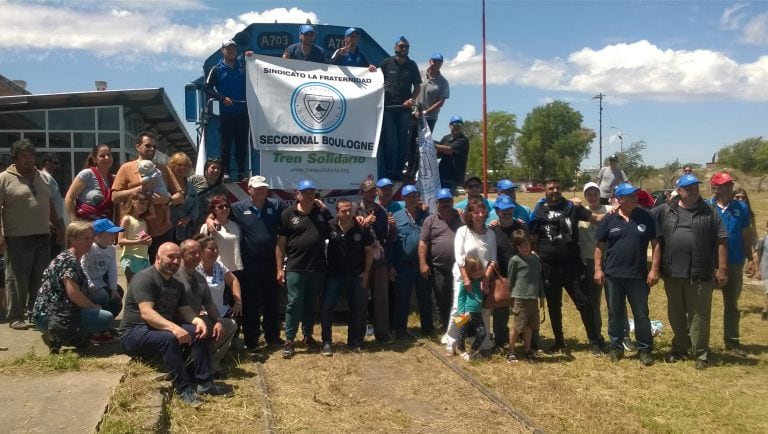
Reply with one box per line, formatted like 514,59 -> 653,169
1,24 -> 765,407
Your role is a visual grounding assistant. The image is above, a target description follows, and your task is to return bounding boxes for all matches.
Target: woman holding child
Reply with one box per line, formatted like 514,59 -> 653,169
443,198 -> 497,358
64,144 -> 115,222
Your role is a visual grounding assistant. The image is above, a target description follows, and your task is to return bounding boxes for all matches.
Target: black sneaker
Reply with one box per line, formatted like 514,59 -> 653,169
197,382 -> 234,397
638,351 -> 654,366
302,336 -> 317,347
695,359 -> 709,370
282,341 -> 295,359
321,342 -> 333,357
623,339 -> 637,352
506,352 -> 519,363
41,333 -> 61,355
265,337 -> 285,346
545,342 -> 566,354
609,348 -> 623,362
524,350 -> 538,362
665,352 -> 687,363
589,342 -> 604,356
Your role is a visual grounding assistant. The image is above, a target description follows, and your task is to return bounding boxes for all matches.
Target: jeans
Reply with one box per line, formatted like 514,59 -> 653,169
284,271 -> 324,342
378,108 -> 411,179
5,234 -> 49,321
121,324 -> 211,392
237,260 -> 281,348
202,316 -> 237,372
605,277 -> 653,351
321,272 -> 368,346
87,288 -> 123,318
542,261 -> 603,345
430,266 -> 454,331
35,308 -> 114,341
663,277 -> 713,361
583,259 -> 630,339
393,263 -> 433,334
368,260 -> 391,341
721,264 -> 743,346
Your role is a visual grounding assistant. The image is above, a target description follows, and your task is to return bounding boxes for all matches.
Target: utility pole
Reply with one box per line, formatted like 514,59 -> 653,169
593,93 -> 605,166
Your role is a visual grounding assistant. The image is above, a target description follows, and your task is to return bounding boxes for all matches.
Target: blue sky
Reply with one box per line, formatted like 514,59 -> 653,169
1,0 -> 767,168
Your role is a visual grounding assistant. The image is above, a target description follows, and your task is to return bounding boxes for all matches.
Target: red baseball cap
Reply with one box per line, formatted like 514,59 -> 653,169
710,172 -> 734,186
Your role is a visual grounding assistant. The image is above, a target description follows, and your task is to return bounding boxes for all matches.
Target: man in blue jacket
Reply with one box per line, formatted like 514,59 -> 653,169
205,40 -> 249,181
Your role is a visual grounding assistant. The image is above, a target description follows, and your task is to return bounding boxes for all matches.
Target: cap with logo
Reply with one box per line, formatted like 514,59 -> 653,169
609,153 -> 619,161
222,39 -> 237,48
248,175 -> 269,189
376,177 -> 393,188
449,115 -> 463,124
401,184 -> 419,197
297,179 -> 317,191
345,27 -> 359,37
496,179 -> 516,192
299,24 -> 315,35
710,172 -> 734,186
677,173 -> 701,188
614,182 -> 639,197
92,218 -> 124,234
494,194 -> 516,211
360,179 -> 376,191
436,188 -> 453,200
582,181 -> 600,194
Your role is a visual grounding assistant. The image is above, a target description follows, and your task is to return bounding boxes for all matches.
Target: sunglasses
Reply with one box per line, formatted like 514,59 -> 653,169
397,44 -> 410,49
215,205 -> 230,209
466,184 -> 482,189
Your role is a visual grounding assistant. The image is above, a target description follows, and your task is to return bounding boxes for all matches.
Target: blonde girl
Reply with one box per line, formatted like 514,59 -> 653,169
118,192 -> 152,283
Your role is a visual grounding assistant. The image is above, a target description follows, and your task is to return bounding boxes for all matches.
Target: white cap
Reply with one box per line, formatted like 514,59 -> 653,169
248,175 -> 269,189
583,182 -> 600,193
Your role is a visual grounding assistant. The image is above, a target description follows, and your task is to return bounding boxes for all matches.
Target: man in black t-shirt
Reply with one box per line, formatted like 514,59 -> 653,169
528,178 -> 606,354
436,115 -> 470,194
120,242 -> 230,407
320,199 -> 374,355
276,180 -> 333,358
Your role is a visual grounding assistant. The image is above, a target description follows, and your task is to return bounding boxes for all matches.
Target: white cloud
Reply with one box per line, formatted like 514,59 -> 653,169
719,3 -> 749,30
440,40 -> 768,102
718,3 -> 768,45
742,11 -> 768,44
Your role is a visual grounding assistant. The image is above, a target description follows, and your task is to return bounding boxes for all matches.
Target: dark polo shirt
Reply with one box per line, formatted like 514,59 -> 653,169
278,203 -> 333,272
595,207 -> 658,279
230,197 -> 285,263
420,210 -> 463,270
327,218 -> 374,276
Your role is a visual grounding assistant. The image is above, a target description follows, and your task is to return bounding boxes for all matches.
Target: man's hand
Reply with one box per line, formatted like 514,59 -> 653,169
715,268 -> 728,287
387,212 -> 396,226
746,260 -> 756,278
230,302 -> 242,317
172,325 -> 192,345
488,219 -> 500,228
277,269 -> 286,285
138,232 -> 153,246
593,268 -> 605,286
191,317 -> 208,339
176,216 -> 191,227
360,271 -> 369,290
211,321 -> 224,342
388,267 -> 397,282
572,197 -> 583,207
222,97 -> 234,106
419,263 -> 431,279
647,268 -> 660,287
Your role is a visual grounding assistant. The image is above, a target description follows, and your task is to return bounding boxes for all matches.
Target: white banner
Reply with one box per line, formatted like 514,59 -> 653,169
260,150 -> 377,190
417,116 -> 441,214
246,54 -> 384,157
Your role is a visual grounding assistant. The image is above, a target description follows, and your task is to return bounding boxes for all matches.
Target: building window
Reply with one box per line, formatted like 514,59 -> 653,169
98,107 -> 120,130
0,111 -> 45,130
49,108 -> 95,130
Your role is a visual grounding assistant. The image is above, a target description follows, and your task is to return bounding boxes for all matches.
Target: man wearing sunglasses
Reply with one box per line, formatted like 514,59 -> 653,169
378,36 -> 422,181
436,116 -> 469,195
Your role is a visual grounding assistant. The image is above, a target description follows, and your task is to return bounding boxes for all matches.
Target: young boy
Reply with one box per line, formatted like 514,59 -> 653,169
82,218 -> 124,343
507,230 -> 545,362
456,255 -> 489,361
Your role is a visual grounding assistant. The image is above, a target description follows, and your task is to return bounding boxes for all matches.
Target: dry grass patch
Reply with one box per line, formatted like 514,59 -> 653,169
99,360 -> 164,433
0,349 -> 119,375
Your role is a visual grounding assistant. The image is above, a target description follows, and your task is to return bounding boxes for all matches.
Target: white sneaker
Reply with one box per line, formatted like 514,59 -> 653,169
460,352 -> 471,361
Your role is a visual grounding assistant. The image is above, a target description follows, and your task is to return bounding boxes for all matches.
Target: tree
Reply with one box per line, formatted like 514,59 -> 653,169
609,140 -> 655,183
516,101 -> 594,187
462,111 -> 517,180
717,137 -> 767,173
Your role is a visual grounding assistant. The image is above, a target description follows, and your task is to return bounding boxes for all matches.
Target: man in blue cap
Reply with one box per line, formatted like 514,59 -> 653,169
436,116 -> 470,194
419,188 -> 462,333
405,52 -> 450,179
276,179 -> 333,358
283,24 -> 328,63
654,173 -> 727,369
391,184 -> 432,338
330,27 -> 376,71
205,40 -> 250,181
496,179 -> 531,222
379,36 -> 421,180
489,194 -> 529,350
594,183 -> 661,366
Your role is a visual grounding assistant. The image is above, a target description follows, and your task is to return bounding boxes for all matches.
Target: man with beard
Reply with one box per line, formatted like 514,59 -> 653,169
528,177 -> 607,354
436,116 -> 469,195
120,242 -> 231,407
378,36 -> 421,180
283,24 -> 328,63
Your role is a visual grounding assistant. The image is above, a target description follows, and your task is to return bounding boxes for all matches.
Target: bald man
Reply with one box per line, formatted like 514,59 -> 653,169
119,242 -> 232,407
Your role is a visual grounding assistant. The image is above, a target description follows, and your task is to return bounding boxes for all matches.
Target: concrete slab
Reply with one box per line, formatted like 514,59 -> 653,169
0,371 -> 123,433
0,327 -> 48,361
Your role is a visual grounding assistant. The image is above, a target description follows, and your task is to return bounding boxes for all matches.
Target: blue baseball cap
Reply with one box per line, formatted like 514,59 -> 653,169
436,188 -> 453,200
297,179 -> 317,191
614,182 -> 639,197
92,218 -> 124,234
299,24 -> 315,35
496,179 -> 516,191
449,115 -> 463,124
345,27 -> 359,37
494,194 -> 517,211
430,52 -> 444,61
677,173 -> 701,188
401,185 -> 419,197
376,177 -> 393,188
